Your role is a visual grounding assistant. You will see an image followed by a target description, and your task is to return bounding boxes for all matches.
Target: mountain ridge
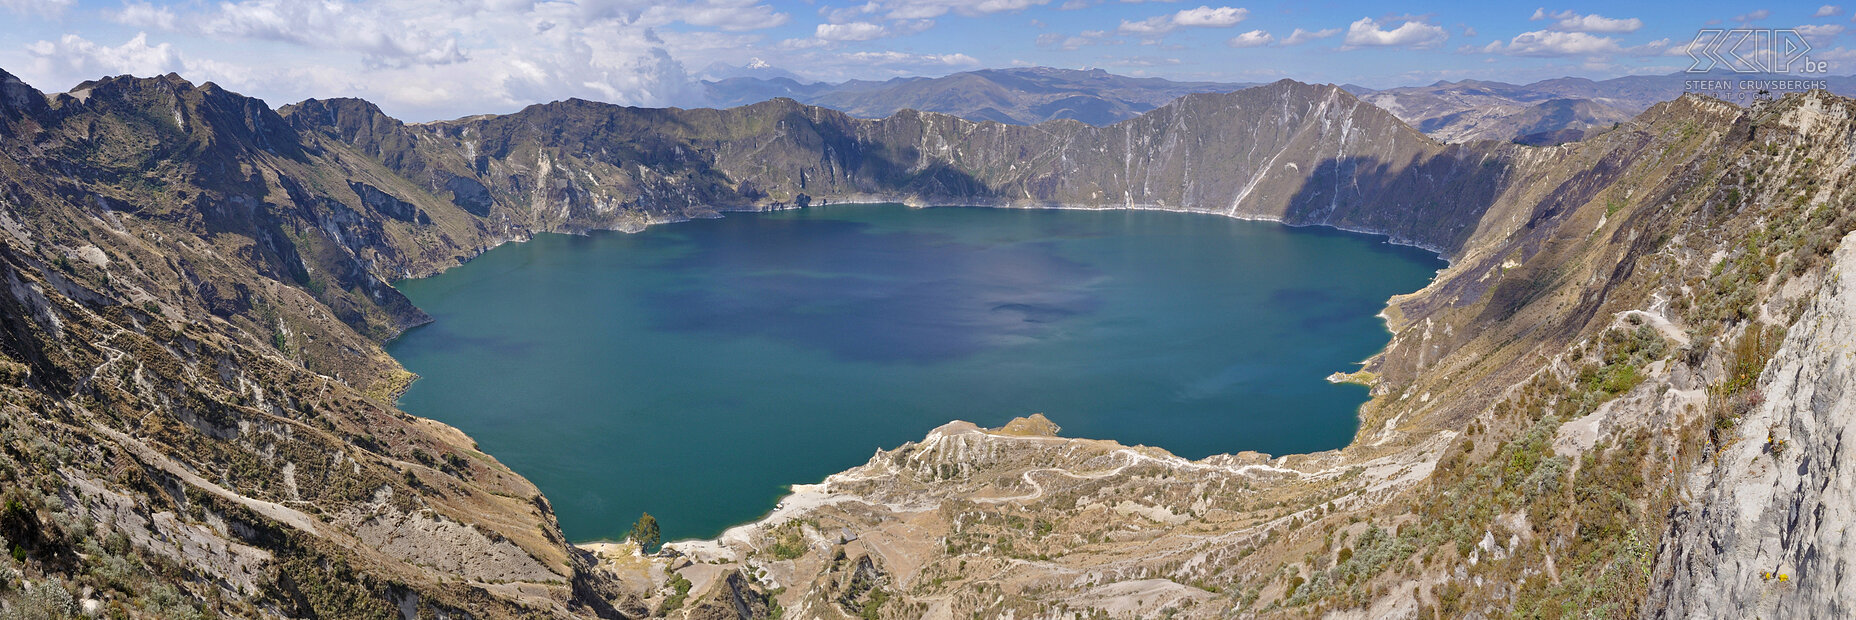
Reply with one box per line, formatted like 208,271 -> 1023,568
0,67 -> 1850,619
701,66 -> 1257,127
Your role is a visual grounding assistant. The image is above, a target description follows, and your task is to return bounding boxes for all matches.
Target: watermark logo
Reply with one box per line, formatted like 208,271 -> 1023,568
1686,29 -> 1828,74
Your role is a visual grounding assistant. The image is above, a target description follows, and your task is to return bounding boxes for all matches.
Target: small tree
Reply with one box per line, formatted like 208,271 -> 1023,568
629,513 -> 661,552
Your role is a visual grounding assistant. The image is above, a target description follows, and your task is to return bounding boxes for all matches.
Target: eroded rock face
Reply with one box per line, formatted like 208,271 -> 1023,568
4,63 -> 1856,618
1650,233 -> 1856,618
348,507 -> 560,584
637,91 -> 1856,618
681,570 -> 774,620
289,80 -> 1508,255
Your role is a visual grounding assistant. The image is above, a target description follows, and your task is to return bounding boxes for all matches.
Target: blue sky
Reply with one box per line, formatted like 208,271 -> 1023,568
0,0 -> 1847,121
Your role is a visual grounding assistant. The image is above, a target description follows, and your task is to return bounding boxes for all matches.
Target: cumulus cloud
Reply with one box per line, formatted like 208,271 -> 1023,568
46,2 -> 734,120
1815,5 -> 1843,17
1341,18 -> 1447,49
104,0 -> 793,71
1118,5 -> 1248,36
1797,23 -> 1846,41
107,2 -> 176,30
1226,30 -> 1273,47
816,22 -> 891,41
649,1 -> 791,31
1529,9 -> 1643,33
110,0 -> 471,68
1281,27 -> 1340,45
1172,6 -> 1249,27
1490,30 -> 1623,56
25,33 -> 190,82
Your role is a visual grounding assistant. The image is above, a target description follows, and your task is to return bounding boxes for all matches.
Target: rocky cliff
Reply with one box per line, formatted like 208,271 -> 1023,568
0,65 -> 1851,619
285,79 -> 1507,255
1647,223 -> 1856,617
632,93 -> 1856,618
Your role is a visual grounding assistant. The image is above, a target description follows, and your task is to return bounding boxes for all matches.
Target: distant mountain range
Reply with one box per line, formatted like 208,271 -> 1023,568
1360,71 -> 1856,144
707,66 -> 1856,145
701,67 -> 1255,126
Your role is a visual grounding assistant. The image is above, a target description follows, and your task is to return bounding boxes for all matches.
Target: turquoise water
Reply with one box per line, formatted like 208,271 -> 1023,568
386,204 -> 1444,543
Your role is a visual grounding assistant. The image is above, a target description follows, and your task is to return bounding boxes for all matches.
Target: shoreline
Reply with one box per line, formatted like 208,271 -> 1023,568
378,198 -> 1452,546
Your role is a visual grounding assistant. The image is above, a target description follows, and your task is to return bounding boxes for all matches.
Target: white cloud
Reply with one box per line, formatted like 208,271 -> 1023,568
1118,5 -> 1248,36
1622,38 -> 1675,56
820,3 -> 877,23
1280,27 -> 1340,45
1529,9 -> 1643,33
1815,5 -> 1843,17
839,51 -> 980,66
104,0 -> 790,70
816,22 -> 890,41
1118,16 -> 1175,35
1797,23 -> 1846,40
0,0 -> 72,18
647,1 -> 791,32
1489,30 -> 1623,56
892,19 -> 938,35
871,0 -> 1052,19
25,33 -> 189,82
1172,6 -> 1248,27
1341,18 -> 1447,49
53,2 -> 722,121
1226,30 -> 1272,47
107,2 -> 176,30
776,37 -> 834,50
108,0 -> 470,68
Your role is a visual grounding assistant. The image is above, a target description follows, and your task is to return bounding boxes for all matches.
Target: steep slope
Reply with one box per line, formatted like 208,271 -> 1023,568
0,69 -> 1507,620
1649,221 -> 1856,617
643,93 -> 1856,618
702,67 -> 1254,126
1,65 -> 1853,620
292,79 -> 1507,254
1646,94 -> 1856,618
0,69 -> 640,618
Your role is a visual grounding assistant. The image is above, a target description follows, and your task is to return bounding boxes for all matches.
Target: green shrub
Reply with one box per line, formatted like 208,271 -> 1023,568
659,573 -> 693,613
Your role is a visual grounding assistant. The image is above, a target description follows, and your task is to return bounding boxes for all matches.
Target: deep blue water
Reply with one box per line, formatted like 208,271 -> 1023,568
386,204 -> 1444,543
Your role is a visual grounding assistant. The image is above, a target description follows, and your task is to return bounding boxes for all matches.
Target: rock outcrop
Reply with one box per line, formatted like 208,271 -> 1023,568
1649,233 -> 1856,617
0,65 -> 1852,618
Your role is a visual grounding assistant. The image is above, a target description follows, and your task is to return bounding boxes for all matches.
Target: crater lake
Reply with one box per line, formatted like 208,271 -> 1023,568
385,204 -> 1445,543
